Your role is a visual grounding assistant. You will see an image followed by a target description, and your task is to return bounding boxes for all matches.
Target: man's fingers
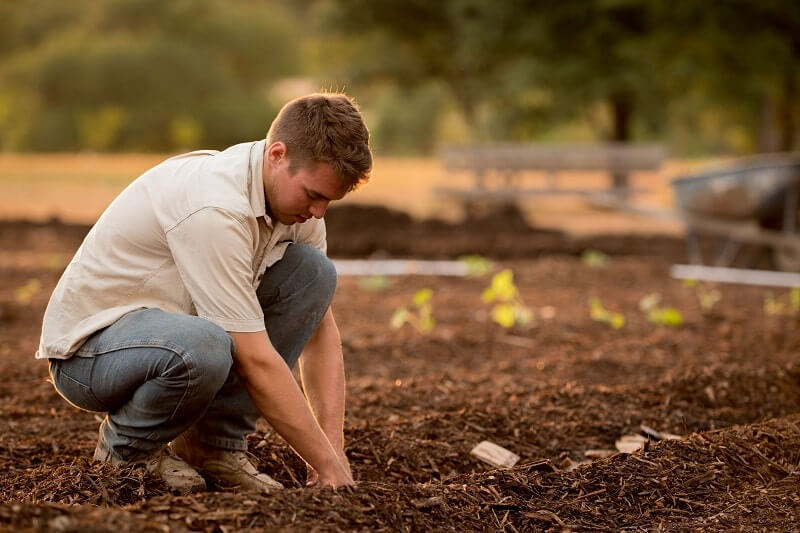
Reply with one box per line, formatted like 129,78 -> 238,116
306,466 -> 320,487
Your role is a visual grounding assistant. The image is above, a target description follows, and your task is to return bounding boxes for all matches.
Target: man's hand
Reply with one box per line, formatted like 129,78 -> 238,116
299,308 -> 352,488
228,329 -> 354,488
307,449 -> 352,487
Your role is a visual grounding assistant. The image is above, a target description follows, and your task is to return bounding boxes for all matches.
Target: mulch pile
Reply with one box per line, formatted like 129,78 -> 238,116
1,207 -> 799,531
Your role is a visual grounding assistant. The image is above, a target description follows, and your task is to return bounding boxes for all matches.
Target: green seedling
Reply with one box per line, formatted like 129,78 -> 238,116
682,278 -> 722,313
763,287 -> 800,316
481,269 -> 533,328
357,275 -> 390,292
457,255 -> 493,276
391,288 -> 435,333
638,293 -> 683,327
15,279 -> 41,305
589,298 -> 625,329
581,249 -> 611,269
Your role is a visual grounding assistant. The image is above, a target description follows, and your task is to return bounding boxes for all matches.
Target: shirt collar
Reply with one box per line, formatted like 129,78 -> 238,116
248,139 -> 268,220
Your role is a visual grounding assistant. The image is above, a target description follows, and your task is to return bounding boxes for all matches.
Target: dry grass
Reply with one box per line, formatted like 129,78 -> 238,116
0,153 -> 712,235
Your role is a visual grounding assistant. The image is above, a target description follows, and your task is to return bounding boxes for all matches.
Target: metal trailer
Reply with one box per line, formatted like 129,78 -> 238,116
670,154 -> 800,272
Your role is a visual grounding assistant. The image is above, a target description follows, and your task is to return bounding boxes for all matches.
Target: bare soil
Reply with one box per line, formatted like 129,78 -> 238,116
1,206 -> 799,532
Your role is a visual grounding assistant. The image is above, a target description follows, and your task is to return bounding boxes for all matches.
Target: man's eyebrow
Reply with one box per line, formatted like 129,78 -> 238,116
306,187 -> 332,201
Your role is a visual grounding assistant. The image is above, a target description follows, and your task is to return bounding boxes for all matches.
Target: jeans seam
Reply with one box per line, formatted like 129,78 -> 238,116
136,345 -> 199,443
55,362 -> 108,412
88,342 -> 198,447
77,339 -> 196,357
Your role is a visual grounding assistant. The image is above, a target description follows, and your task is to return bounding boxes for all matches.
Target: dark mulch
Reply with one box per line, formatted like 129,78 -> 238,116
1,210 -> 799,531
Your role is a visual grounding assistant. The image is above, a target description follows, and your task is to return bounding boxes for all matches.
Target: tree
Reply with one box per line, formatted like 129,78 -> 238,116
318,0 -> 532,140
0,0 -> 301,151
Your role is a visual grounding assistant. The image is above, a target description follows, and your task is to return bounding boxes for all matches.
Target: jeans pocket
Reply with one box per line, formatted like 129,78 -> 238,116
50,360 -> 107,412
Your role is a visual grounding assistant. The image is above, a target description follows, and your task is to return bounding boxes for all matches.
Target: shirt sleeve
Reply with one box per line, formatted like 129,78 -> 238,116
166,207 -> 265,332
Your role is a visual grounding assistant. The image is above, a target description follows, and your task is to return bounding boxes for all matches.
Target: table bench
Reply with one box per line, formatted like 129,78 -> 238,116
435,143 -> 665,211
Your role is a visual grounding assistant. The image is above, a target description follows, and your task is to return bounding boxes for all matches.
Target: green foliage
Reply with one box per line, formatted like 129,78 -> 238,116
391,288 -> 435,333
482,269 -> 517,303
79,106 -> 127,151
319,0 -> 800,154
638,293 -> 683,327
682,279 -> 722,313
763,288 -> 800,317
0,0 -> 296,151
15,279 -> 41,305
457,255 -> 493,277
589,298 -> 625,329
369,83 -> 446,155
357,275 -> 390,292
2,1 -> 800,154
481,269 -> 533,328
581,249 -> 611,269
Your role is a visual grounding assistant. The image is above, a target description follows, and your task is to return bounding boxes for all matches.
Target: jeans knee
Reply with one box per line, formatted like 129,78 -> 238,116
286,244 -> 338,303
179,319 -> 234,393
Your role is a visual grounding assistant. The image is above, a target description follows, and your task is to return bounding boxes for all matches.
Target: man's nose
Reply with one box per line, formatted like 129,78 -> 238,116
309,199 -> 329,219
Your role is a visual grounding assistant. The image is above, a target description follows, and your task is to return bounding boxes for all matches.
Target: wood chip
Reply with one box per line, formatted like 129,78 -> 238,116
585,449 -> 616,459
615,434 -> 648,453
470,441 -> 520,468
641,424 -> 683,441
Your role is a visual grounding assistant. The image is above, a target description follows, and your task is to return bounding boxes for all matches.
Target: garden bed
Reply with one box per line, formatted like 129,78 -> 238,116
1,207 -> 798,531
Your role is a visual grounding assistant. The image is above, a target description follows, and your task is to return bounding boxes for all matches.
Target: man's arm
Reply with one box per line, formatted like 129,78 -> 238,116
228,329 -> 353,487
299,308 -> 346,452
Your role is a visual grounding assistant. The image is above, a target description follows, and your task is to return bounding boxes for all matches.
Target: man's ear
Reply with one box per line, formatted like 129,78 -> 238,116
266,142 -> 287,164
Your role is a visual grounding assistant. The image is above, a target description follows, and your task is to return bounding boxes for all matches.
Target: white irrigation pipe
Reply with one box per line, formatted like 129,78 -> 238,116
332,259 -> 471,277
670,264 -> 800,288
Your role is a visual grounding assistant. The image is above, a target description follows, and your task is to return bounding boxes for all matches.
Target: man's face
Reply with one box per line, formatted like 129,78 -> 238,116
263,143 -> 347,225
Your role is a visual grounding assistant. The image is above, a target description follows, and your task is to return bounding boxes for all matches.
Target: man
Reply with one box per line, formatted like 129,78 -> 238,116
36,93 -> 371,494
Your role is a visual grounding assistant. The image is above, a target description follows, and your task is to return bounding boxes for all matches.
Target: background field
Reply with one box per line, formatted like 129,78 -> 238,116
0,153 -> 717,236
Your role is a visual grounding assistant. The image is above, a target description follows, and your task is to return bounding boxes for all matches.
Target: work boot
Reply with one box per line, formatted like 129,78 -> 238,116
93,439 -> 207,495
171,433 -> 284,492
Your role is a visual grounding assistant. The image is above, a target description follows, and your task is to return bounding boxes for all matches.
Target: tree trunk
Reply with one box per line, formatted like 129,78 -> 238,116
609,92 -> 635,189
449,80 -> 479,142
776,68 -> 797,151
610,92 -> 633,143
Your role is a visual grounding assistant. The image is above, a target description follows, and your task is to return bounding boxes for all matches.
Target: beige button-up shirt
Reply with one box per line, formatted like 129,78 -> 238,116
37,140 -> 327,360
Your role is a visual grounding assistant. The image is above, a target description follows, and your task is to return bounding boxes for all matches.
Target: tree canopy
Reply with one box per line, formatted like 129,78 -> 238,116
0,0 -> 797,155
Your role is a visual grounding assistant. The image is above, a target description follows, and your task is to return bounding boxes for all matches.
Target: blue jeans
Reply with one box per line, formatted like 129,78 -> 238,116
48,244 -> 336,461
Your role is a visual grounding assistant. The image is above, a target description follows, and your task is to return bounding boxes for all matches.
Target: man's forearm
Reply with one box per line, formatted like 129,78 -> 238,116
229,329 -> 349,484
300,308 -> 346,449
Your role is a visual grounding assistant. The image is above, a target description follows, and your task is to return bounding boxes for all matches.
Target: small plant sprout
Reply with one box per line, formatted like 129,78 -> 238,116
682,278 -> 722,313
589,298 -> 625,329
481,269 -> 533,328
581,249 -> 611,269
357,275 -> 390,292
457,255 -> 493,276
391,288 -> 435,333
763,287 -> 800,317
15,279 -> 42,305
638,292 -> 683,327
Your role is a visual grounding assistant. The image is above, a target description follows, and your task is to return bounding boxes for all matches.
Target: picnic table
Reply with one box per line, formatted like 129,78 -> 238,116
435,143 -> 665,211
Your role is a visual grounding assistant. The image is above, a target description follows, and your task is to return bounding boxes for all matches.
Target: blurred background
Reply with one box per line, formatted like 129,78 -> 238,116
0,0 -> 798,233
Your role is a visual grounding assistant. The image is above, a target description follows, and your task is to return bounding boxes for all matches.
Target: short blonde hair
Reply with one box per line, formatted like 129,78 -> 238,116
267,92 -> 372,191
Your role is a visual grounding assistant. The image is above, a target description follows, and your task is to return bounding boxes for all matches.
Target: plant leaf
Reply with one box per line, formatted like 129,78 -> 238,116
412,288 -> 433,307
648,307 -> 683,327
390,308 -> 409,329
581,249 -> 610,268
638,293 -> 661,312
492,304 -> 517,328
458,255 -> 492,276
489,269 -> 517,302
